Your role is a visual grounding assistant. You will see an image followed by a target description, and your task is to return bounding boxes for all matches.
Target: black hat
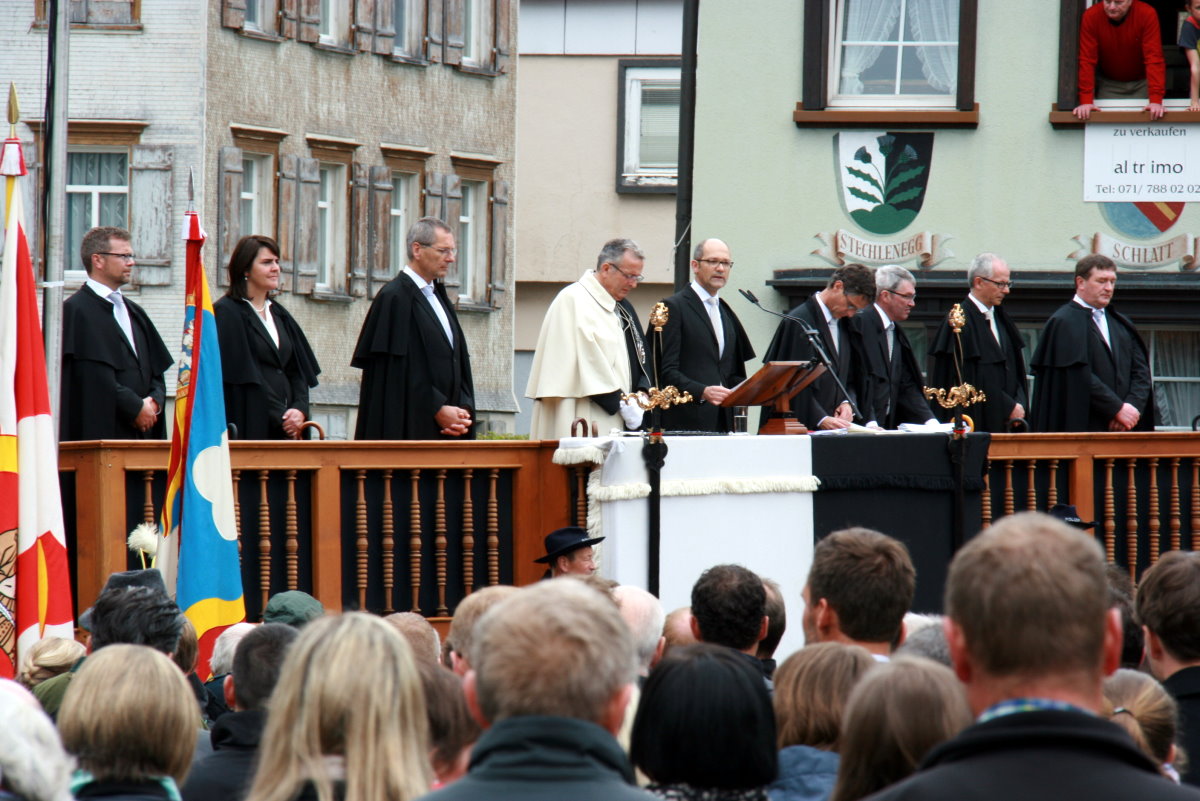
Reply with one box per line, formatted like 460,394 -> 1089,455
1048,503 -> 1096,530
79,569 -> 171,631
533,526 -> 605,564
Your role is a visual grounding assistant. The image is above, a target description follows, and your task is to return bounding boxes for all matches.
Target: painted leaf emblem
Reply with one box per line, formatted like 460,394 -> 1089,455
846,166 -> 883,193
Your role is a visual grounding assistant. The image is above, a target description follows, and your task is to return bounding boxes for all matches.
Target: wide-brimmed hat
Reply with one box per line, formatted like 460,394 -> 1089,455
533,526 -> 605,564
1047,503 -> 1096,530
79,569 -> 171,631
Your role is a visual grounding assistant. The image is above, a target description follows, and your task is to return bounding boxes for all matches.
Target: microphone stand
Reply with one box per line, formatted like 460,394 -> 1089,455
739,289 -> 861,421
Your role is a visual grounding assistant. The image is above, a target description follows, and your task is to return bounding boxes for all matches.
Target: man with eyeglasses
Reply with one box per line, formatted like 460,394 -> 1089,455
1031,253 -> 1154,432
352,216 -> 475,439
857,264 -> 937,430
60,226 -> 172,440
526,238 -> 651,438
650,238 -> 755,432
929,253 -> 1029,433
760,263 -> 874,431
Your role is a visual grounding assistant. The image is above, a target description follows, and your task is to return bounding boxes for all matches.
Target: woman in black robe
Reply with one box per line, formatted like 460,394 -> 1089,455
215,235 -> 321,439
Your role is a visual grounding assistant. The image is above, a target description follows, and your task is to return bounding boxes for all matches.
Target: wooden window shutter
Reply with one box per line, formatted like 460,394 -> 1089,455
216,146 -> 244,285
424,170 -> 445,218
223,0 -> 247,29
488,179 -> 508,307
298,0 -> 320,42
373,0 -> 395,54
294,157 -> 320,294
21,141 -> 42,274
441,173 -> 462,303
801,0 -> 830,111
426,0 -> 444,63
128,145 -> 174,287
492,0 -> 510,73
443,0 -> 464,65
277,154 -> 300,292
369,166 -> 393,298
354,0 -> 376,51
348,162 -> 371,297
280,0 -> 299,38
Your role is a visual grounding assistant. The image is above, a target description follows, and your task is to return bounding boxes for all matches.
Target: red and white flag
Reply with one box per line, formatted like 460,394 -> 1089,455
0,132 -> 75,679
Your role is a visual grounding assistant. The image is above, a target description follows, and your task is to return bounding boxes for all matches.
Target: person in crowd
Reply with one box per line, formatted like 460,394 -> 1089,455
802,528 -> 915,659
1137,550 -> 1200,786
1074,0 -> 1166,120
632,644 -> 777,801
262,590 -> 324,627
418,660 -> 480,789
0,680 -> 74,801
59,645 -> 198,801
17,636 -> 85,690
60,226 -> 173,441
929,252 -> 1028,432
769,643 -> 875,801
245,613 -> 431,801
526,238 -> 651,438
651,238 -> 755,432
444,585 -> 520,677
867,512 -> 1200,800
1031,254 -> 1154,432
614,585 -> 667,679
34,571 -> 183,720
419,580 -> 650,801
353,217 -> 475,440
215,235 -> 320,440
690,564 -> 772,685
758,578 -> 787,679
895,617 -> 952,668
1104,668 -> 1186,782
534,527 -> 604,579
183,623 -> 298,801
203,621 -> 257,722
857,265 -> 936,430
172,616 -> 211,722
386,612 -> 442,667
829,656 -> 971,801
1104,562 -> 1144,669
663,607 -> 698,653
760,264 -> 874,432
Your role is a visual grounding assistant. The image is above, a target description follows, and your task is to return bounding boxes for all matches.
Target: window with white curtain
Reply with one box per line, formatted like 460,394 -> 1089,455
316,163 -> 347,293
1148,329 -> 1200,429
830,0 -> 960,107
66,150 -> 129,281
618,62 -> 681,192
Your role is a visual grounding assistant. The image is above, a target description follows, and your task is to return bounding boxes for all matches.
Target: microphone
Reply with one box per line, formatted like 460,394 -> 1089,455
738,287 -> 861,421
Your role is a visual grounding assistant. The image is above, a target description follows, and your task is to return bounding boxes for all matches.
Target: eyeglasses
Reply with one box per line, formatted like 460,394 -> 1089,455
609,263 -> 645,283
98,252 -> 136,262
885,289 -> 916,301
698,259 -> 734,269
978,276 -> 1014,290
420,245 -> 457,257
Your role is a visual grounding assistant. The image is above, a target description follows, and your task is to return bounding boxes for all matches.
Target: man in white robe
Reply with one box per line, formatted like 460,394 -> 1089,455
527,239 -> 650,439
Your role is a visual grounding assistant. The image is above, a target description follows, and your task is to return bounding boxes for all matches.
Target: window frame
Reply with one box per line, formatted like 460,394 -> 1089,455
455,178 -> 489,304
35,0 -> 142,29
448,155 -> 502,311
239,153 -> 276,241
388,171 -> 420,278
390,0 -> 426,60
317,0 -> 352,47
797,0 -> 978,128
65,147 -> 131,285
616,59 -> 682,195
314,161 -> 348,295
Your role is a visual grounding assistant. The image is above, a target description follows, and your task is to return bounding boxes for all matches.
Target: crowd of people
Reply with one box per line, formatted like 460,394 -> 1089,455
5,511 -> 1200,801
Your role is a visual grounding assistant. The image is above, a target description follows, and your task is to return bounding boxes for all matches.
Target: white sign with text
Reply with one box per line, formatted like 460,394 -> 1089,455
1084,123 -> 1200,202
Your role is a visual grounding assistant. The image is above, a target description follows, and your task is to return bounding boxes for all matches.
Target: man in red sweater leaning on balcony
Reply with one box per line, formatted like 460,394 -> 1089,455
1074,0 -> 1166,120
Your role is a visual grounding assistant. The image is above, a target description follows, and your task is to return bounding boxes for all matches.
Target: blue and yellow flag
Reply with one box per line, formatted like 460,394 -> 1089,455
158,209 -> 244,678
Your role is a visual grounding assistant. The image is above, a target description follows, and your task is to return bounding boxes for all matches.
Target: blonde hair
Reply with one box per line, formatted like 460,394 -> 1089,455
58,645 -> 197,784
1103,668 -> 1185,775
774,643 -> 876,750
830,657 -> 972,801
18,637 -> 85,689
244,613 -> 431,801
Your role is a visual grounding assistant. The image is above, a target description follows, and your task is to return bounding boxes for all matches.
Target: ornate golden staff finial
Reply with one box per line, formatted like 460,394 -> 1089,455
923,303 -> 985,431
626,300 -> 694,414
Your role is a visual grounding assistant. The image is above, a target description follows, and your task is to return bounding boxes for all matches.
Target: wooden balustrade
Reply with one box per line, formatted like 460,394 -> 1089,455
58,441 -> 572,621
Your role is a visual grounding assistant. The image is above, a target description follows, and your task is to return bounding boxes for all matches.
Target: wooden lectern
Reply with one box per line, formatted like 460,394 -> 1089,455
721,361 -> 826,435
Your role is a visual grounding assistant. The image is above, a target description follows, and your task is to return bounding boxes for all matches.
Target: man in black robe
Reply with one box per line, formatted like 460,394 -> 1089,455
651,238 -> 755,432
1031,254 -> 1154,432
857,264 -> 936,429
60,226 -> 173,441
760,263 -> 874,430
929,253 -> 1028,433
352,217 -> 475,440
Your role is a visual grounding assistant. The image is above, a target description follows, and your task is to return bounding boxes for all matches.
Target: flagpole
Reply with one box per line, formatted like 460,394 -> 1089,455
42,0 -> 70,424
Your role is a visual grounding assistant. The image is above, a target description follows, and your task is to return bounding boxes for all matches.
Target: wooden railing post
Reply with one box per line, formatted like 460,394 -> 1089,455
72,444 -> 130,610
310,455 -> 343,612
